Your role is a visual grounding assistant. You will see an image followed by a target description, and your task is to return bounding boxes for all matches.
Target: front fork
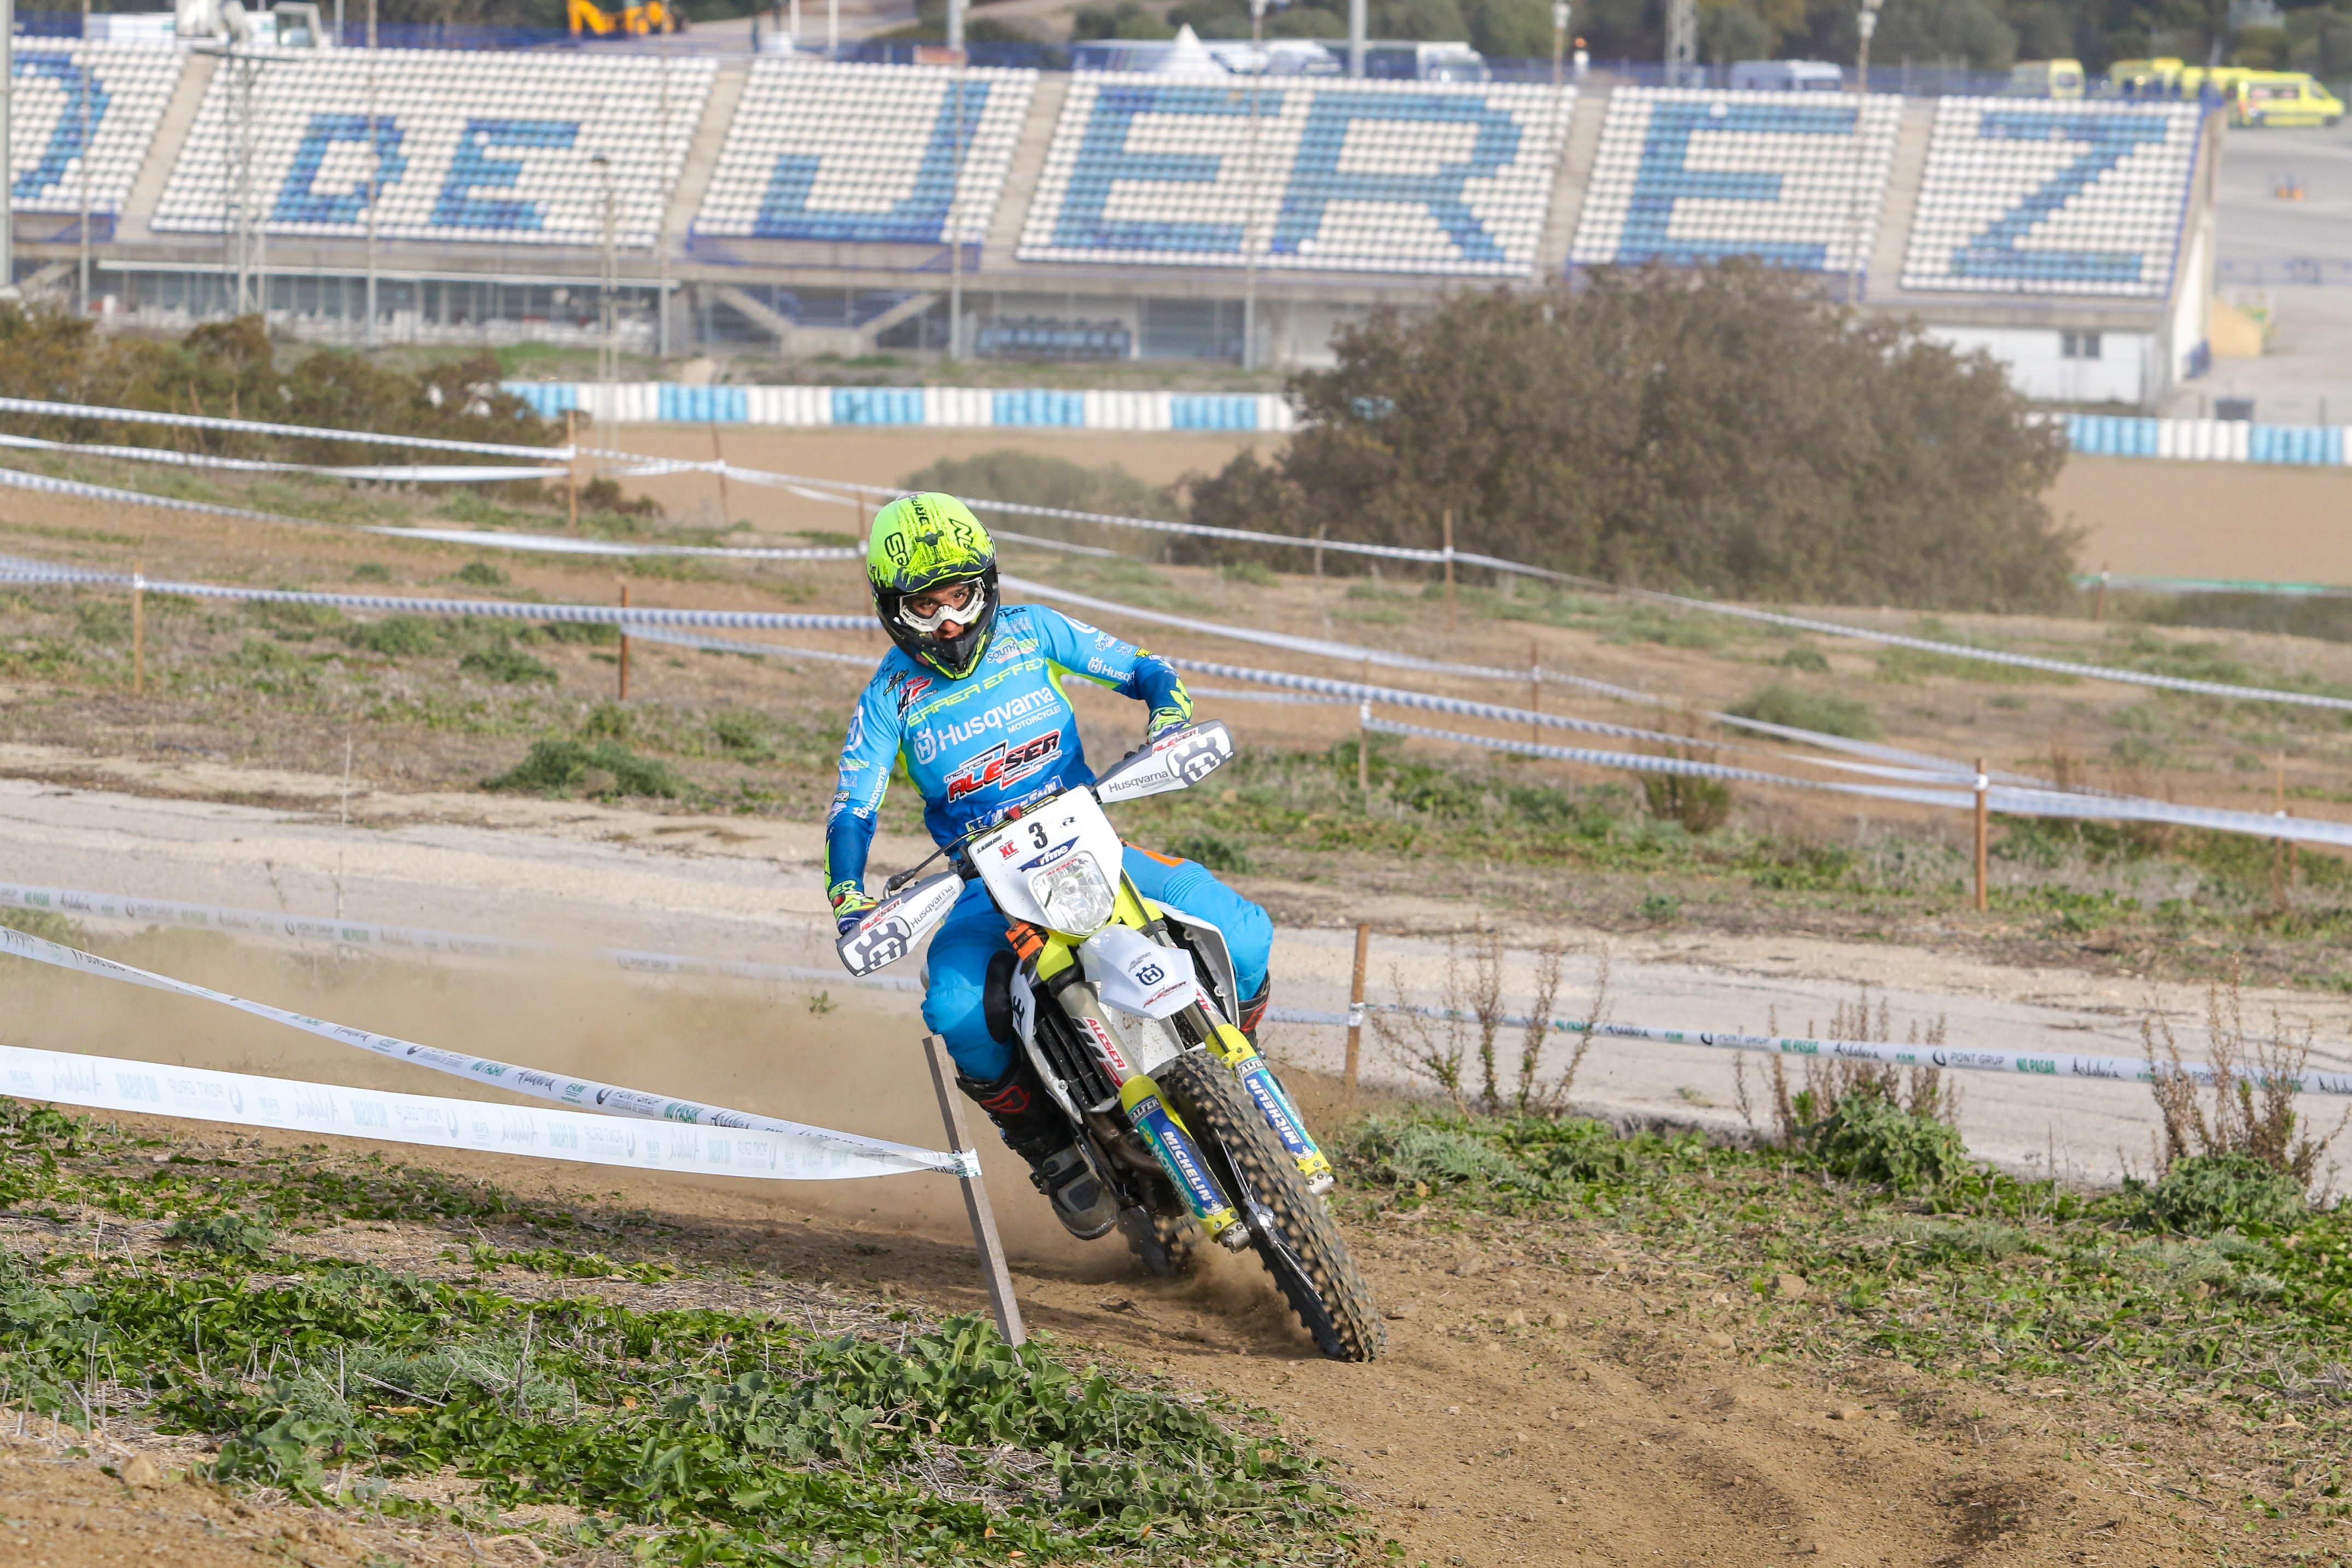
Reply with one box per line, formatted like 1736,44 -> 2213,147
1201,1017 -> 1335,1194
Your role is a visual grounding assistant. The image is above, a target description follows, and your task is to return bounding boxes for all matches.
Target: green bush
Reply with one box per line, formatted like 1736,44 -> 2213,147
1730,683 -> 1879,739
2140,1152 -> 2309,1235
454,560 -> 508,587
709,710 -> 776,761
1165,830 -> 1255,874
486,737 -> 684,798
344,615 -> 442,657
1778,645 -> 1830,673
539,619 -> 619,646
351,562 -> 393,583
1803,1093 -> 1970,1193
164,1211 -> 276,1256
459,644 -> 557,685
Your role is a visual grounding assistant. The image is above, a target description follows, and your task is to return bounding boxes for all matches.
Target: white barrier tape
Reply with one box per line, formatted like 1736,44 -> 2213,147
0,462 -> 312,528
0,881 -> 919,995
0,1042 -> 962,1181
1261,1006 -> 2352,1097
13,875 -> 2332,1107
0,924 -> 968,1176
383,527 -> 863,562
0,432 -> 566,482
1370,713 -> 2352,849
624,624 -> 882,667
0,557 -> 878,634
0,394 -> 568,460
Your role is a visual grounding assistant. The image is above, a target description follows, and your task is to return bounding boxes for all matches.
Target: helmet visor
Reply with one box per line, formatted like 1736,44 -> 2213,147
894,578 -> 988,636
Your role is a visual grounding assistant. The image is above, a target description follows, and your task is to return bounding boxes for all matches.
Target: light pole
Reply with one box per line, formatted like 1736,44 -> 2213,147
1347,0 -> 1364,77
946,0 -> 965,360
1551,0 -> 1568,88
593,152 -> 616,389
1,0 -> 15,302
78,0 -> 91,314
656,53 -> 671,361
1856,0 -> 1881,94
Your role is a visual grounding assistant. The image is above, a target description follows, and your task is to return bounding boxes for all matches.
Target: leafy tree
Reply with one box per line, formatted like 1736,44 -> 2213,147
1186,265 -> 2076,612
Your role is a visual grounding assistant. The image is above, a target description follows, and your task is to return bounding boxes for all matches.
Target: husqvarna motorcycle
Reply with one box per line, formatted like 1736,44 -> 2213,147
837,721 -> 1385,1362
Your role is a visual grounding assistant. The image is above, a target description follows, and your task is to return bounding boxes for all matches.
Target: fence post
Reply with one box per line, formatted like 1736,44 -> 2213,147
1441,509 -> 1457,633
131,558 -> 145,696
565,409 -> 579,534
1357,701 -> 1371,794
1972,757 -> 1989,913
1528,641 -> 1540,744
2092,562 -> 2109,622
921,1033 -> 1026,1348
1344,922 -> 1370,1106
2275,752 -> 2291,907
1313,522 -> 1326,578
710,422 -> 731,525
617,581 -> 631,702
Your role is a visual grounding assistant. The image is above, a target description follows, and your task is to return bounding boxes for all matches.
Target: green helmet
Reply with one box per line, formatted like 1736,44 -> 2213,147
866,492 -> 1000,680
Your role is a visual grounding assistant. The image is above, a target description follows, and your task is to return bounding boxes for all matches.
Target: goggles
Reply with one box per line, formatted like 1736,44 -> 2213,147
895,579 -> 987,635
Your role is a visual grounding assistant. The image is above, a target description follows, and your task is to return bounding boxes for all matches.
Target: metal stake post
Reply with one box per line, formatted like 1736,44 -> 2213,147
1441,509 -> 1457,632
1972,758 -> 1989,913
922,1034 -> 1026,1347
1357,701 -> 1371,794
1344,923 -> 1370,1104
131,558 -> 145,695
616,581 -> 631,701
564,409 -> 580,532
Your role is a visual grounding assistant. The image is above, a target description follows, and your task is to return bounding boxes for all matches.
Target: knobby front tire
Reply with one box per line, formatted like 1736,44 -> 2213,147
1158,1051 -> 1386,1362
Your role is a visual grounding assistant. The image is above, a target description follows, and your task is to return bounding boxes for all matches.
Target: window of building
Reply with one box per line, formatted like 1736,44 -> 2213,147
2061,330 -> 2103,360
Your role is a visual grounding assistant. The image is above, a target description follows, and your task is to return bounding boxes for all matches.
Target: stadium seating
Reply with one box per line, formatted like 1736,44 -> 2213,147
1901,99 -> 2202,296
691,61 -> 1036,246
1570,88 -> 1902,273
11,42 -> 185,217
152,50 -> 715,247
1017,78 -> 1574,276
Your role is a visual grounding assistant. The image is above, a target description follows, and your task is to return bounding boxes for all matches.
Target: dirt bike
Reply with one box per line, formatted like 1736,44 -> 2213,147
835,720 -> 1385,1363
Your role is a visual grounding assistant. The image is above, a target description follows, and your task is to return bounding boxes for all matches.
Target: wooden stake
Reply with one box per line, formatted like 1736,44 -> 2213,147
1972,757 -> 1989,914
131,558 -> 145,696
1344,923 -> 1370,1106
564,409 -> 580,534
617,580 -> 631,701
710,422 -> 731,525
922,1033 -> 1026,1347
1441,509 -> 1457,633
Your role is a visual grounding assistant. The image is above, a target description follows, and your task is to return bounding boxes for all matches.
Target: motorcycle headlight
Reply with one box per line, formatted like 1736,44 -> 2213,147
1031,852 -> 1117,936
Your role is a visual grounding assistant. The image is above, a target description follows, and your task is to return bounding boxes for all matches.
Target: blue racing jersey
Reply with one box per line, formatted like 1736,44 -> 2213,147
823,603 -> 1191,910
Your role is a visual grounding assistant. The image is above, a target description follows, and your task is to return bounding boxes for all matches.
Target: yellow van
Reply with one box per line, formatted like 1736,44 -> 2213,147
2108,57 -> 2184,95
2232,73 -> 2345,126
2009,58 -> 2085,97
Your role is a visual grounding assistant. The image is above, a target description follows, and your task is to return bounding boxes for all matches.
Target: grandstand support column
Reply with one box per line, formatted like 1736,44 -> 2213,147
1347,0 -> 1364,76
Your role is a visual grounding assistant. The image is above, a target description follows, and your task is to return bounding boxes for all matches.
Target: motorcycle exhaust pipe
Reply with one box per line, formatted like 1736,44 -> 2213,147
1119,1075 -> 1251,1251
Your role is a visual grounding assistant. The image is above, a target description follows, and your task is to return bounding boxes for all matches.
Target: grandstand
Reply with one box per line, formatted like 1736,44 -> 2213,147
7,40 -> 2221,407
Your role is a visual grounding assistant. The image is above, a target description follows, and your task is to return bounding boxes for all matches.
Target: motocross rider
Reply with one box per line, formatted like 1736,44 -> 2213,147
826,494 -> 1276,1236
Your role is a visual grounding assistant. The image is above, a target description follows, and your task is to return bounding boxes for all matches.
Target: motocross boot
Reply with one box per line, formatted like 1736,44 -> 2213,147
1238,980 -> 1272,1051
959,1056 -> 1120,1240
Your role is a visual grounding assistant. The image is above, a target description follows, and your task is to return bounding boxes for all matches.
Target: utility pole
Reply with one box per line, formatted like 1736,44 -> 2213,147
1664,0 -> 1695,87
1347,0 -> 1364,77
0,0 -> 15,301
593,153 -> 616,388
78,0 -> 91,313
1856,0 -> 1882,92
364,0 -> 378,347
1551,0 -> 1568,86
1241,0 -> 1266,372
946,0 -> 966,362
656,53 -> 671,361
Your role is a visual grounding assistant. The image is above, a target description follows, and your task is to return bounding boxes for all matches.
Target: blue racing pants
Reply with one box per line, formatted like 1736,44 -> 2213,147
923,844 -> 1273,1083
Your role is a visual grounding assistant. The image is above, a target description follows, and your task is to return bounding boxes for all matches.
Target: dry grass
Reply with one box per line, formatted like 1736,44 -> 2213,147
1372,935 -> 1606,1117
2142,969 -> 2352,1188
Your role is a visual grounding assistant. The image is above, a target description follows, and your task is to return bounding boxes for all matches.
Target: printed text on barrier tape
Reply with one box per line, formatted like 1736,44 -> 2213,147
1366,713 -> 2352,849
0,925 -> 964,1174
0,1043 -> 973,1180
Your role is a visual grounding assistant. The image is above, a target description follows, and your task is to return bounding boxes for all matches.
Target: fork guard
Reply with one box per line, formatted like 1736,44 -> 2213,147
1206,1022 -> 1334,1190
